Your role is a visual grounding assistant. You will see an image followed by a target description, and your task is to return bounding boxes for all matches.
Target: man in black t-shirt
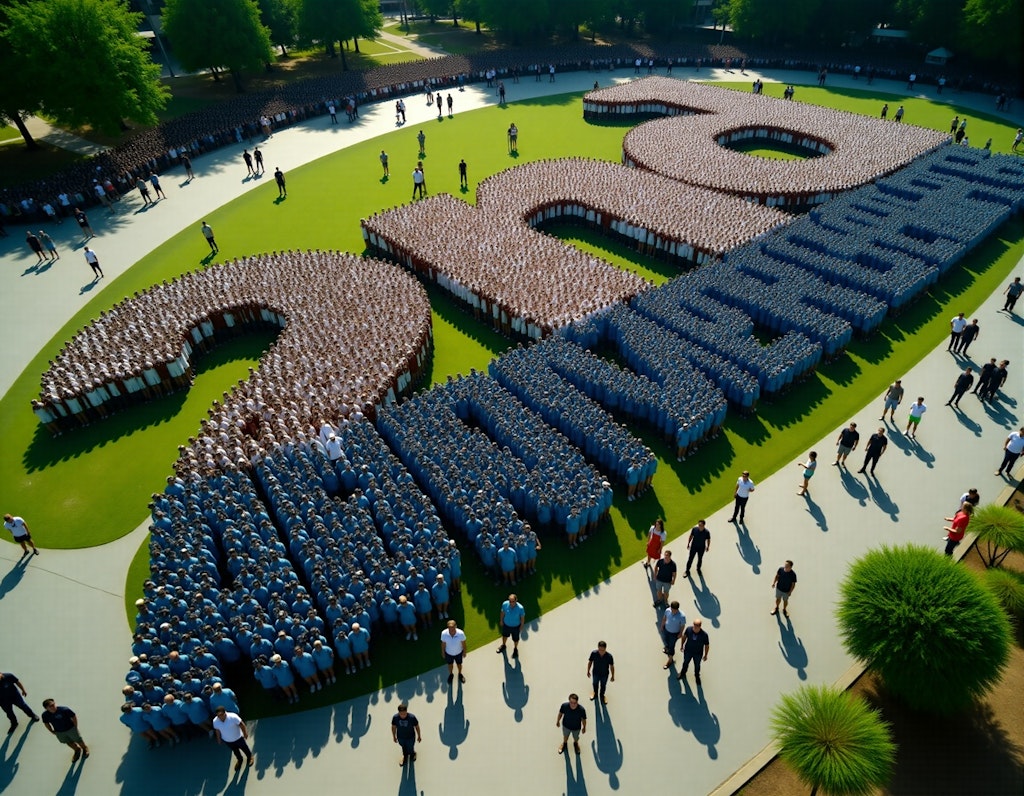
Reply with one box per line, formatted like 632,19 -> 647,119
653,550 -> 677,608
556,694 -> 587,755
833,422 -> 860,467
0,672 -> 39,732
391,703 -> 421,766
857,428 -> 888,475
770,561 -> 798,617
678,620 -> 711,685
684,521 -> 711,577
41,699 -> 89,761
586,642 -> 615,704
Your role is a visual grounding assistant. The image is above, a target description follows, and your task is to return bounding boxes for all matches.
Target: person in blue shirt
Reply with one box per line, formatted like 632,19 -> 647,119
270,655 -> 300,704
397,595 -> 418,641
120,703 -> 160,748
207,682 -> 238,714
141,703 -> 180,745
253,658 -> 280,696
311,640 -> 337,685
412,583 -> 434,628
161,694 -> 192,736
292,647 -> 322,693
333,628 -> 356,675
181,692 -> 214,736
497,594 -> 526,658
349,623 -> 372,669
430,575 -> 451,619
496,541 -> 518,586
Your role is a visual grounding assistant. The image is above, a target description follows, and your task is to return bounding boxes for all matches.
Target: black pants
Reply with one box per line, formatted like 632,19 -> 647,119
997,450 -> 1021,475
1005,294 -> 1020,312
861,451 -> 881,473
730,496 -> 748,522
947,388 -> 968,406
1,695 -> 34,725
947,331 -> 961,350
592,673 -> 609,698
225,736 -> 252,762
685,546 -> 705,572
682,647 -> 703,676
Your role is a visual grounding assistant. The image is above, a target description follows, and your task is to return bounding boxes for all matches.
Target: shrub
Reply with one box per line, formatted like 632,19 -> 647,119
770,684 -> 896,796
837,544 -> 1012,714
971,503 -> 1024,569
983,567 -> 1024,621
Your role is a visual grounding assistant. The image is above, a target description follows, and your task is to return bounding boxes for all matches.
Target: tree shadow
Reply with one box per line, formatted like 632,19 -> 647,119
733,522 -> 761,574
775,613 -> 808,680
438,682 -> 469,759
688,572 -> 722,628
665,673 -> 720,758
0,554 -> 32,601
501,649 -> 529,721
590,700 -> 622,790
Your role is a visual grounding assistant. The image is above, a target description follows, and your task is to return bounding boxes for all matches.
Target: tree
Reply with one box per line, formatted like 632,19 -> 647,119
895,0 -> 964,48
163,0 -> 273,92
258,0 -> 298,56
4,0 -> 169,138
729,0 -> 823,44
456,0 -> 485,33
421,0 -> 460,25
770,684 -> 896,796
636,0 -> 693,38
961,0 -> 1023,70
837,544 -> 1012,714
297,0 -> 380,69
478,0 -> 549,42
970,503 -> 1024,569
0,3 -> 42,148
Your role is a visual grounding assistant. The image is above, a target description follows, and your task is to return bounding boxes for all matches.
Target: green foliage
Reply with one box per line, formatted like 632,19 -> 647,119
896,0 -> 964,48
971,503 -> 1024,569
296,0 -> 381,66
837,544 -> 1012,714
770,684 -> 896,796
162,0 -> 273,90
982,567 -> 1024,621
0,4 -> 41,145
961,0 -> 1023,70
258,0 -> 298,55
729,0 -> 823,43
5,0 -> 168,135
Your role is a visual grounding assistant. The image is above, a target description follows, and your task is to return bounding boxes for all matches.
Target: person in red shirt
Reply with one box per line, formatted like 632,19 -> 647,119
943,502 -> 974,556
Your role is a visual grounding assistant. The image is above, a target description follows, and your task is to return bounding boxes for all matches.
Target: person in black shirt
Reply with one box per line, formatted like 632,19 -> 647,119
586,642 -> 615,704
981,360 -> 1009,401
41,699 -> 89,761
678,619 -> 711,685
770,561 -> 797,617
391,703 -> 421,766
0,672 -> 39,733
945,368 -> 974,407
973,358 -> 997,396
653,550 -> 677,608
857,428 -> 888,475
684,521 -> 711,577
833,422 -> 860,467
556,694 -> 587,755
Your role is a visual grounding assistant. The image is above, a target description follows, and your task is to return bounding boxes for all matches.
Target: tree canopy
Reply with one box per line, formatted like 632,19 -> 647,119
3,0 -> 168,139
296,0 -> 382,68
163,0 -> 274,92
258,0 -> 298,56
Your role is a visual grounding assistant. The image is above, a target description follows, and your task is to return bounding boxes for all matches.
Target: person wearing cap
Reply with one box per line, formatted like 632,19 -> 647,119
391,702 -> 421,766
440,620 -> 467,684
728,472 -> 755,524
212,705 -> 254,771
431,574 -> 451,619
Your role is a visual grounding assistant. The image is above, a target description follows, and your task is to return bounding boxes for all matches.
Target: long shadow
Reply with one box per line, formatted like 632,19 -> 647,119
776,613 -> 808,680
0,722 -> 32,793
501,649 -> 529,721
564,746 -> 589,796
590,696 -> 623,789
839,465 -> 870,506
116,732 -> 230,795
438,682 -> 469,759
951,405 -> 984,437
0,554 -> 32,600
397,757 -> 418,796
688,572 -> 722,628
665,673 -> 720,758
733,521 -> 761,574
864,473 -> 900,522
55,757 -> 86,796
801,493 -> 828,531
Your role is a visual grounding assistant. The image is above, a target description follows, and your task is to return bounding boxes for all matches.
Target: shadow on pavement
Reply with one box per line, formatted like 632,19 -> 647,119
563,745 -> 588,796
0,555 -> 32,601
688,573 -> 722,629
501,651 -> 529,722
775,614 -> 808,680
733,523 -> 761,574
0,723 -> 33,793
590,699 -> 622,790
438,682 -> 468,759
666,673 -> 720,758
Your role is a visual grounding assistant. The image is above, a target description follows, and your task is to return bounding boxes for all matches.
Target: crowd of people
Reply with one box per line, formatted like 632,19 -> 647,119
362,193 -> 649,338
33,251 -> 432,437
585,77 -> 947,206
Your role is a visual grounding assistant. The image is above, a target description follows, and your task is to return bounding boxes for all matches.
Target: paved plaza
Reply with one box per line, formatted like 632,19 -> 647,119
0,66 -> 1021,796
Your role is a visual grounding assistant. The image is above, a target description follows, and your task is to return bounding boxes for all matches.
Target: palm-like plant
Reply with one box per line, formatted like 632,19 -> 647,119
970,504 -> 1024,568
770,684 -> 896,796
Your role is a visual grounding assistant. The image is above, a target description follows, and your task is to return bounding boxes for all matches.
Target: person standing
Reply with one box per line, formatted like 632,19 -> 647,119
39,230 -> 59,260
212,706 -> 254,771
440,620 -> 467,684
507,123 -> 518,154
684,520 -> 710,577
857,427 -> 888,475
943,503 -> 973,556
956,319 -> 980,354
894,105 -> 905,122
833,422 -> 860,467
770,560 -> 797,617
327,102 -> 337,124
26,231 -> 45,263
1002,277 -> 1022,313
660,601 -> 685,669
904,397 -> 927,438
73,208 -> 94,240
973,358 -> 997,397
678,619 -> 710,685
728,471 -> 755,523
253,147 -> 264,174
555,694 -> 586,755
945,369 -> 974,407
796,451 -> 817,496
181,153 -> 194,180
0,672 -> 39,733
447,93 -> 453,115
201,221 -> 218,253
411,166 -> 425,200
380,150 -> 389,178
586,642 -> 615,704
644,518 -> 666,570
948,312 -> 967,351
879,379 -> 904,422
981,360 -> 1010,402
149,172 -> 167,200
3,513 -> 39,556
391,703 -> 421,766
242,149 -> 254,176
497,593 -> 525,658
653,549 -> 677,607
274,167 -> 286,198
416,129 -> 426,158
996,427 -> 1024,477
458,159 -> 468,189
83,246 -> 103,279
40,699 -> 89,761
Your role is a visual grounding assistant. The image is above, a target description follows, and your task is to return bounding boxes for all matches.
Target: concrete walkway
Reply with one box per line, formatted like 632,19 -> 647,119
0,68 -> 1021,796
1,115 -> 111,156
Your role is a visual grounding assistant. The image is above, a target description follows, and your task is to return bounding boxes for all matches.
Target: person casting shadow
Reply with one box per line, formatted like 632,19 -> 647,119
590,699 -> 623,789
439,682 -> 469,758
501,650 -> 529,721
776,613 -> 808,680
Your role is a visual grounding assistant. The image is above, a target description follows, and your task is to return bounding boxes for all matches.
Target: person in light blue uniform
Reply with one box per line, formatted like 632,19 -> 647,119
270,655 -> 300,704
496,541 -> 518,586
311,640 -> 337,684
120,703 -> 160,748
431,575 -> 451,619
292,647 -> 323,693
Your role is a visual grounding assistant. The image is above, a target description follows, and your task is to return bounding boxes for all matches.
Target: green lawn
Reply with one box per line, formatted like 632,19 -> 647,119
0,123 -> 22,143
0,84 -> 1020,716
727,140 -> 810,160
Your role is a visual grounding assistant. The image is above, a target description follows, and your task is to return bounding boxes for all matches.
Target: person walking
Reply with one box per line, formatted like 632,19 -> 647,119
73,208 -> 94,240
653,549 -> 677,607
996,427 -> 1024,477
948,312 -> 967,351
496,593 -> 525,658
556,694 -> 586,755
684,520 -> 710,577
659,601 -> 687,670
212,706 -> 254,771
391,703 -> 421,766
40,699 -> 89,761
677,619 -> 710,685
201,221 -> 218,253
643,518 -> 666,570
83,246 -> 103,279
796,451 -> 817,496
879,379 -> 904,422
586,641 -> 615,704
274,167 -> 286,197
39,230 -> 59,260
770,560 -> 797,617
440,620 -> 467,684
833,422 -> 860,467
3,513 -> 39,556
904,397 -> 927,438
0,672 -> 40,733
1002,277 -> 1022,313
380,150 -> 389,178
956,319 -> 980,354
945,368 -> 974,407
857,427 -> 888,475
26,231 -> 45,263
149,172 -> 167,200
943,503 -> 973,556
728,471 -> 755,523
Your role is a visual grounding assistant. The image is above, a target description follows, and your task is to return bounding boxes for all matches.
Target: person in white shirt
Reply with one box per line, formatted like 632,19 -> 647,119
905,397 -> 927,438
440,620 -> 467,684
729,471 -> 755,523
212,707 -> 253,771
948,312 -> 968,351
3,514 -> 39,556
996,427 -> 1024,477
